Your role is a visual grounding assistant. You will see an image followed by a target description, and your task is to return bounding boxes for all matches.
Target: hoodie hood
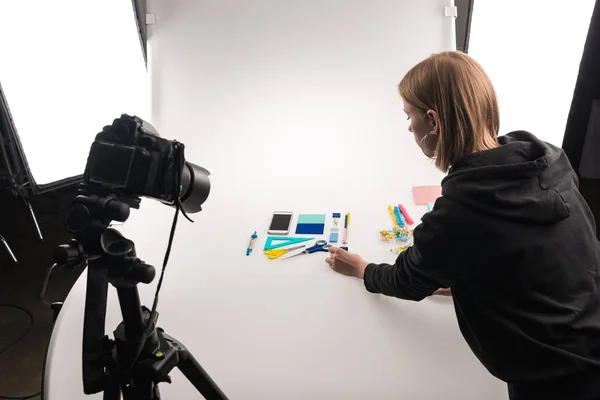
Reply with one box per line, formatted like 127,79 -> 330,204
441,131 -> 578,223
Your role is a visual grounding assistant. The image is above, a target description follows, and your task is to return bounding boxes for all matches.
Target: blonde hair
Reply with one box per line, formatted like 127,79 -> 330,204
398,51 -> 500,172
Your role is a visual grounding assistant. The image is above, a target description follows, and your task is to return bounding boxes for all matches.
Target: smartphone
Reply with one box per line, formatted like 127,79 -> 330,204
268,211 -> 293,235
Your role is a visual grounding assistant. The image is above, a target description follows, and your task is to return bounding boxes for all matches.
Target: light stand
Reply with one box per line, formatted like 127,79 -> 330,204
0,82 -> 44,264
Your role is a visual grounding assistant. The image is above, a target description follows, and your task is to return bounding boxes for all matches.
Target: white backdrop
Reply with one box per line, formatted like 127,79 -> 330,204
45,1 -> 508,398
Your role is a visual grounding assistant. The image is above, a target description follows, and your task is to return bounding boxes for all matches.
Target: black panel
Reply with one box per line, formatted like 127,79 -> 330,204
455,0 -> 474,53
131,0 -> 148,67
563,0 -> 600,238
563,0 -> 600,171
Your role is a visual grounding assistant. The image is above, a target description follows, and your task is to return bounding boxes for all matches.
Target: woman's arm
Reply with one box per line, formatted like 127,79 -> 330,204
327,198 -> 461,301
363,245 -> 450,301
326,246 -> 452,300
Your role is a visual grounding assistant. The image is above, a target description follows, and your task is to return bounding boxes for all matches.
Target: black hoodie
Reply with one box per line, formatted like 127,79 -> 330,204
364,131 -> 600,393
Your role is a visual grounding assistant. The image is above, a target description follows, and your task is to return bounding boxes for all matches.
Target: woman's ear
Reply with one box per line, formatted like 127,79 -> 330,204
426,110 -> 440,133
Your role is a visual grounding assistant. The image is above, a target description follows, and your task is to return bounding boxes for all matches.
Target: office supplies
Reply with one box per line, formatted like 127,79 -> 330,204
391,245 -> 407,254
264,245 -> 306,259
329,212 -> 340,243
342,213 -> 350,245
295,223 -> 325,234
295,213 -> 326,234
397,204 -> 414,225
246,231 -> 258,256
393,205 -> 405,228
388,205 -> 399,228
381,227 -> 412,243
283,240 -> 331,259
268,211 -> 293,235
297,214 -> 326,224
329,232 -> 339,243
393,227 -> 410,242
263,236 -> 314,251
332,213 -> 341,226
413,185 -> 442,205
380,229 -> 394,242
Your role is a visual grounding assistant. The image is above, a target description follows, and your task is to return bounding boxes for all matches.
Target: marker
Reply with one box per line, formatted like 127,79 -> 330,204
246,231 -> 258,256
393,205 -> 405,228
397,204 -> 414,225
388,205 -> 399,228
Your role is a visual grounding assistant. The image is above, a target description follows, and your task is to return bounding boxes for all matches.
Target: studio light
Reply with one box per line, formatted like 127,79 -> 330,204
0,0 -> 148,192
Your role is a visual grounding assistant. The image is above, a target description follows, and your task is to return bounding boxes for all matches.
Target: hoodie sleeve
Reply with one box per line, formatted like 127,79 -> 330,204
363,198 -> 463,301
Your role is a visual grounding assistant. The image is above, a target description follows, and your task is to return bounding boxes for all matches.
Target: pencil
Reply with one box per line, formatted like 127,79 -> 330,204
343,213 -> 350,243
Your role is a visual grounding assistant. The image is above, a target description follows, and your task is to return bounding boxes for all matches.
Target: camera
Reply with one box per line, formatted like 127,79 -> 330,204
41,115 -> 227,400
83,114 -> 210,213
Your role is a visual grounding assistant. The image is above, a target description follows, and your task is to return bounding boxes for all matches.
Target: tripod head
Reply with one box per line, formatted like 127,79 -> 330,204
56,189 -> 155,288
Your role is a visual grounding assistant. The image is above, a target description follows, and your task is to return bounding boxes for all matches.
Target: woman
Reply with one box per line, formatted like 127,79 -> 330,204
326,51 -> 600,400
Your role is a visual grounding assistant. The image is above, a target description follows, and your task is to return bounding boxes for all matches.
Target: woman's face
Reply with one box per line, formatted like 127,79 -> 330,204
403,99 -> 439,158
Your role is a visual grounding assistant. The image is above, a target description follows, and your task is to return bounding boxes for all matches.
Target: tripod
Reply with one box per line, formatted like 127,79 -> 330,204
52,190 -> 228,400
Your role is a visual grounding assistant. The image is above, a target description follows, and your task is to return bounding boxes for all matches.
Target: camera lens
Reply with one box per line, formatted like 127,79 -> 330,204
179,162 -> 211,214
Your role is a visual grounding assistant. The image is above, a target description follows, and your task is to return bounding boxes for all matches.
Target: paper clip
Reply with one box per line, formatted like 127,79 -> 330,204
393,227 -> 411,243
333,213 -> 341,227
380,229 -> 394,242
391,245 -> 407,254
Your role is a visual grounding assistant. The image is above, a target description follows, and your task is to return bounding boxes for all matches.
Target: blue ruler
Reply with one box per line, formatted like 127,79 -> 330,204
263,236 -> 314,251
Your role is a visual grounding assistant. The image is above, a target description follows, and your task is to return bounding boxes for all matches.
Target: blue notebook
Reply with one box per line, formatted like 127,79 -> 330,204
295,223 -> 325,234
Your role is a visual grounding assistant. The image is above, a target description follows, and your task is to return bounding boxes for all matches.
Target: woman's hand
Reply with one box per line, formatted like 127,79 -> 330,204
325,247 -> 369,279
433,288 -> 452,296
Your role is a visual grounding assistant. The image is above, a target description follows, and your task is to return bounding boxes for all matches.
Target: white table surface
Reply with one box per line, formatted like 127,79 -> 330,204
44,0 -> 508,398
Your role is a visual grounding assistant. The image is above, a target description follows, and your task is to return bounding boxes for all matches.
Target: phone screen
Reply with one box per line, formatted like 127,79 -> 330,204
270,213 -> 292,231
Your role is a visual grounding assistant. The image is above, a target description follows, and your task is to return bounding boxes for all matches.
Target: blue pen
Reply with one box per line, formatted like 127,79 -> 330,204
246,231 -> 258,255
393,206 -> 405,228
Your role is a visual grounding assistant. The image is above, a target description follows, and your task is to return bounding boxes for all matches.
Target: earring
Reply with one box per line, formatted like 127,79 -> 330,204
420,131 -> 437,158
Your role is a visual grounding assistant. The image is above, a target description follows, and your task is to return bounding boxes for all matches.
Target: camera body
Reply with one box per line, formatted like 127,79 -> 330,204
85,114 -> 180,204
84,114 -> 210,213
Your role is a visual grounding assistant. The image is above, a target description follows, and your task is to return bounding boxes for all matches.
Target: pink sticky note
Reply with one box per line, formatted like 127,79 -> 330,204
413,185 -> 442,205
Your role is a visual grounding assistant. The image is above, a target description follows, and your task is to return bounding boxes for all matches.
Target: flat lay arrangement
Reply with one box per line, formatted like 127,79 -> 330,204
245,202 -> 426,259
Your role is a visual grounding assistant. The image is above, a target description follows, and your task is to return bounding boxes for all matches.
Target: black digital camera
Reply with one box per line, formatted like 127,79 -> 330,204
83,114 -> 210,213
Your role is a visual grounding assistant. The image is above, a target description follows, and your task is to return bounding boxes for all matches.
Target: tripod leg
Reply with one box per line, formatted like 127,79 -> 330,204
102,375 -> 121,400
0,235 -> 18,263
121,379 -> 158,400
26,201 -> 43,241
82,267 -> 110,395
163,333 -> 229,400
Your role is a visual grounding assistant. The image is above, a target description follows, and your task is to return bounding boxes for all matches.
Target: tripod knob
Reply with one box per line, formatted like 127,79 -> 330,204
65,204 -> 91,233
129,261 -> 156,284
54,241 -> 85,266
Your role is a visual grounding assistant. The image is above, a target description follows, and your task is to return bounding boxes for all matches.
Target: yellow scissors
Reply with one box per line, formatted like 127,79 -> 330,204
264,245 -> 306,260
